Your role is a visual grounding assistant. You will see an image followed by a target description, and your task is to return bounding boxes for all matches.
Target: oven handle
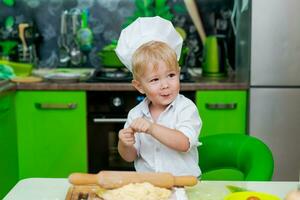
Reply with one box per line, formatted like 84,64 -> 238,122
93,118 -> 127,123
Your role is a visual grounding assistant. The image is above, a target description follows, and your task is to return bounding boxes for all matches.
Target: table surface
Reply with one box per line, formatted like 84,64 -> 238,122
4,178 -> 299,200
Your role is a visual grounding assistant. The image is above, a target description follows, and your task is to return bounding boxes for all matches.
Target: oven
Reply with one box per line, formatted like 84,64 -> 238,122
87,91 -> 195,173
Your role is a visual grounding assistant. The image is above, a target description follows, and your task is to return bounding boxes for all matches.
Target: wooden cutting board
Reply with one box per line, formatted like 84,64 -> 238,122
65,185 -> 103,200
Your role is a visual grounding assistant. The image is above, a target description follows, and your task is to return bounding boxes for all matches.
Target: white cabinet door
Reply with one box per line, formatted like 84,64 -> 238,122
249,88 -> 300,181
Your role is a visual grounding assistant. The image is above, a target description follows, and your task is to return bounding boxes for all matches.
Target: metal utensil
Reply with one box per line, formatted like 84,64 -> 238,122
70,13 -> 82,66
59,10 -> 70,65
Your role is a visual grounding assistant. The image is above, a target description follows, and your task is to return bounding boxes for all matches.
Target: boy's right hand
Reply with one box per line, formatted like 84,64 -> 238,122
118,127 -> 135,147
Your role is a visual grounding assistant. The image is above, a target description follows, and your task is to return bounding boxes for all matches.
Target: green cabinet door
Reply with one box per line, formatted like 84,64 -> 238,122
196,90 -> 247,180
15,91 -> 87,179
196,90 -> 247,136
0,92 -> 18,199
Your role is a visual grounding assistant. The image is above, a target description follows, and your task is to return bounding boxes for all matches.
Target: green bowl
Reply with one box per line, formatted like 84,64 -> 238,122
179,46 -> 189,66
98,49 -> 124,68
0,60 -> 33,76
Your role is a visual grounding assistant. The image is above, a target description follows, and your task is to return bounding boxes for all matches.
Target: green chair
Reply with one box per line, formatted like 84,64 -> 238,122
198,134 -> 274,181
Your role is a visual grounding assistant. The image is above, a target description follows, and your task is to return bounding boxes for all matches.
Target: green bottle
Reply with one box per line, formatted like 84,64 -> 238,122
76,9 -> 93,52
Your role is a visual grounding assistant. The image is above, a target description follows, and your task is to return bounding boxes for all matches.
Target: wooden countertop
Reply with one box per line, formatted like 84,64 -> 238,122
16,75 -> 248,91
0,75 -> 248,93
15,82 -> 248,91
0,80 -> 16,95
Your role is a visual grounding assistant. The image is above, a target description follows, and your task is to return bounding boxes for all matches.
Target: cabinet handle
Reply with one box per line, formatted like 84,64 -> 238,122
35,103 -> 77,110
93,118 -> 127,123
205,103 -> 237,110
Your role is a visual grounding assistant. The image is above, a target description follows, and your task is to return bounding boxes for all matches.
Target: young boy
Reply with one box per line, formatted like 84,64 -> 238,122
115,16 -> 202,177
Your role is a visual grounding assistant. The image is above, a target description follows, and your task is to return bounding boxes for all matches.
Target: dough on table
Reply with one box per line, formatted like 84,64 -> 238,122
97,182 -> 172,200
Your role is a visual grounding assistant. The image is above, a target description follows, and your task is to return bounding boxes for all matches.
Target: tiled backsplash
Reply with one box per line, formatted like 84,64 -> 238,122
0,0 -> 234,69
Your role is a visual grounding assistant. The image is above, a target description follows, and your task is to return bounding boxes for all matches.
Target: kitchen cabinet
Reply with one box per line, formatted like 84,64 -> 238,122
15,91 -> 88,179
0,92 -> 18,199
196,90 -> 247,180
196,90 -> 247,136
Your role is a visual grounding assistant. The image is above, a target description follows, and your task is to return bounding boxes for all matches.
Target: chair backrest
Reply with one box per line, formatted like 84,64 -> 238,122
198,134 -> 274,181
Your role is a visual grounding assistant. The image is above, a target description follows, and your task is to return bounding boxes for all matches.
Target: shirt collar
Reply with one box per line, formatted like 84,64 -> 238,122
140,94 -> 179,117
140,97 -> 151,116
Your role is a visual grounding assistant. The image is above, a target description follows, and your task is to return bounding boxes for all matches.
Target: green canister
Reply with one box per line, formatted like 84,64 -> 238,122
202,35 -> 227,77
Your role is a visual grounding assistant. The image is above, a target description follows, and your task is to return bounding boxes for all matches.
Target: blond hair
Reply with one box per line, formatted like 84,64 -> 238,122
132,41 -> 180,79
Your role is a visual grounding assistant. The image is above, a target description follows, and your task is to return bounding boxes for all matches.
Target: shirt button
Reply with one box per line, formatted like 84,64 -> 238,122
156,148 -> 160,152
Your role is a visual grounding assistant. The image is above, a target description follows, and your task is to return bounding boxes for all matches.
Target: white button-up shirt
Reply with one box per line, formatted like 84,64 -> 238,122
124,94 -> 202,177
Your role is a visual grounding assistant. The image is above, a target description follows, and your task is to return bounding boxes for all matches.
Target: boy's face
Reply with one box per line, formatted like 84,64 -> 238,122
132,61 -> 180,108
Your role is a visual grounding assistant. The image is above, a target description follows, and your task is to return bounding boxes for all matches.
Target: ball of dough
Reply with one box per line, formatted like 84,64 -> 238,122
285,189 -> 300,200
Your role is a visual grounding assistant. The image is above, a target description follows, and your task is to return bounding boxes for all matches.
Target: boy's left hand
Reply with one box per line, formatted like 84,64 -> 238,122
130,117 -> 152,134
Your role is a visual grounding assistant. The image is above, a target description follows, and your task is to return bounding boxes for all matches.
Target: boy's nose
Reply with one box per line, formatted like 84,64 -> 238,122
160,79 -> 169,89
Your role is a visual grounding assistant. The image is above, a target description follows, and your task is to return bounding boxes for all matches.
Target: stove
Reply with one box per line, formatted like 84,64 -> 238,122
86,67 -> 194,83
86,68 -> 132,82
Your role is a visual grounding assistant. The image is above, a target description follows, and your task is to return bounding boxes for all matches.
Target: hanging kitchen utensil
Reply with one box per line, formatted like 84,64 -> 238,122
76,9 -> 93,52
183,0 -> 206,45
59,10 -> 70,66
69,171 -> 198,189
70,13 -> 82,66
18,23 -> 29,61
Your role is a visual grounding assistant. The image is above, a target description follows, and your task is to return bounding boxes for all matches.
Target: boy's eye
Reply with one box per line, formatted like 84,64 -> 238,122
150,78 -> 159,82
168,73 -> 176,78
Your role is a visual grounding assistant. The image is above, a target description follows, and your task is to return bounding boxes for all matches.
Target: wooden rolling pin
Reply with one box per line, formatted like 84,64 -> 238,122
68,171 -> 198,189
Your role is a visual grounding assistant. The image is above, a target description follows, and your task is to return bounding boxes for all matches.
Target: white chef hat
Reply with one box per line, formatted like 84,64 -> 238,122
115,16 -> 183,72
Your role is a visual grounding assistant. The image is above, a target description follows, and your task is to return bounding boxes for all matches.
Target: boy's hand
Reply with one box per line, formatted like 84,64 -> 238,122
118,127 -> 135,147
130,117 -> 152,134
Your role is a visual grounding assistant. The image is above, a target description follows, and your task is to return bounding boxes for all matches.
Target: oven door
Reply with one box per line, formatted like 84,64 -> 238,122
88,114 -> 134,173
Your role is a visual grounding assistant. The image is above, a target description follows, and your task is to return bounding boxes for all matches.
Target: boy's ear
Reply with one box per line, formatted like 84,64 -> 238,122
132,79 -> 145,94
